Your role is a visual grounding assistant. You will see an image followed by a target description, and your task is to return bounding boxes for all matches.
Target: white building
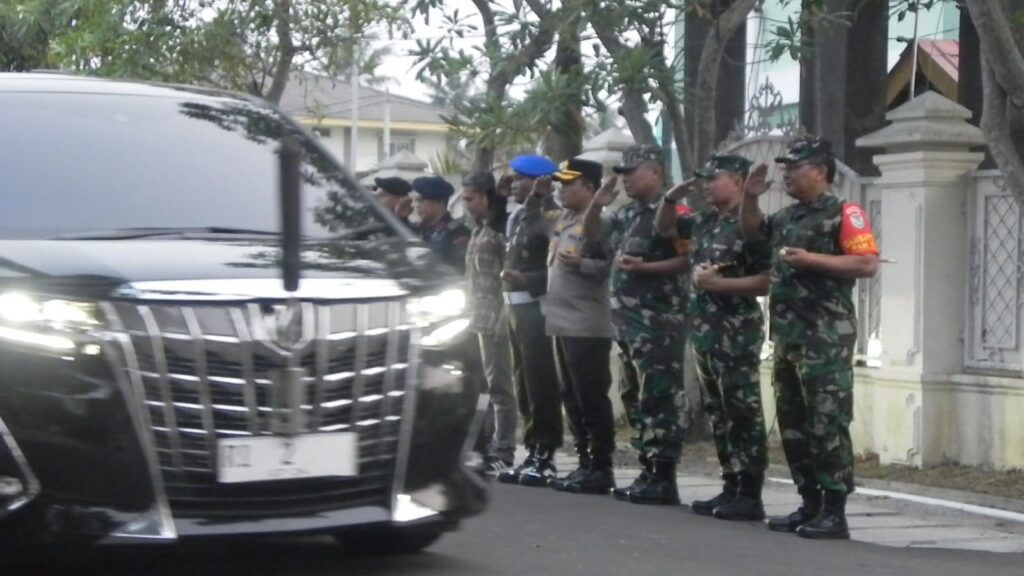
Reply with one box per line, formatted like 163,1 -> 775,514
278,72 -> 455,174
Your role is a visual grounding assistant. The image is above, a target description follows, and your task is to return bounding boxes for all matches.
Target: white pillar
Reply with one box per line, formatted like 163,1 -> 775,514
855,91 -> 985,465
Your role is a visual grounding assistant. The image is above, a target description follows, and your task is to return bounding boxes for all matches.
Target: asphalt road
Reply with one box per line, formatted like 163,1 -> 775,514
3,483 -> 1022,575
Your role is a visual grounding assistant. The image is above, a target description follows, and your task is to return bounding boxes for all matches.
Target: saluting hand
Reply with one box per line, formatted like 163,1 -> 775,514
395,196 -> 413,220
532,176 -> 553,197
667,177 -> 698,202
744,164 -> 771,197
496,173 -> 514,198
594,176 -> 620,207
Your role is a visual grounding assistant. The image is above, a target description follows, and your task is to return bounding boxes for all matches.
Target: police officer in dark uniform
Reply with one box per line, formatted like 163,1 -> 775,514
411,176 -> 471,274
373,176 -> 414,226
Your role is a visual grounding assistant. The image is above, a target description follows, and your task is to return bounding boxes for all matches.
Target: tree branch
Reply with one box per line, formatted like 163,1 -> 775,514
966,0 -> 1024,108
981,60 -> 1024,206
470,0 -> 499,46
587,5 -> 657,145
265,0 -> 295,104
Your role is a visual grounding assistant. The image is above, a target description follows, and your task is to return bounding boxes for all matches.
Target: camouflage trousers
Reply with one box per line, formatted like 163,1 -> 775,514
617,329 -> 686,462
693,346 -> 768,477
773,341 -> 855,495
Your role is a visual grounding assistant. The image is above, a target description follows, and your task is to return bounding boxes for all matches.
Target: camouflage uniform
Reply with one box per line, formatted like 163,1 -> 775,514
758,187 -> 877,496
466,219 -> 516,464
609,192 -> 688,462
677,206 -> 770,480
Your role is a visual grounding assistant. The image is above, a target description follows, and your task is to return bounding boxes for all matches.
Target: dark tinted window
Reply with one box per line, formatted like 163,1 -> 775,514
0,91 -> 390,238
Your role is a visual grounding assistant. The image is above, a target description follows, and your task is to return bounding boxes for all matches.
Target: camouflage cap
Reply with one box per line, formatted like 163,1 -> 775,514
613,145 -> 665,174
775,135 -> 834,165
694,154 -> 753,179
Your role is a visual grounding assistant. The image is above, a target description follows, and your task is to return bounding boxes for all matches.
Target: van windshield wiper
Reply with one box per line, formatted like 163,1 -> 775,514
55,227 -> 282,240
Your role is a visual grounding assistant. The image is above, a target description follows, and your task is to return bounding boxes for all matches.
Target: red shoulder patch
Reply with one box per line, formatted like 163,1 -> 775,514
839,203 -> 879,256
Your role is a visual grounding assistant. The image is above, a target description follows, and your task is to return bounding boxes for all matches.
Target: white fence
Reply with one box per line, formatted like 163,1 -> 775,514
966,171 -> 1022,373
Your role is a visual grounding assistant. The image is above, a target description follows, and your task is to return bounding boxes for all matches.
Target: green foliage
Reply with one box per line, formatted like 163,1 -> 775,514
1,0 -> 405,101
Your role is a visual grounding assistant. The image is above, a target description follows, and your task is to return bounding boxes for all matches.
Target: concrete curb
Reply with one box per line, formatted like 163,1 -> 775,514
761,462 -> 1024,516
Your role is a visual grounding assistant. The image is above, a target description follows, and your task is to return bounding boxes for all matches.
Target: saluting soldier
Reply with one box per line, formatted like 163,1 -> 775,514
582,145 -> 689,505
740,136 -> 880,540
461,171 -> 517,474
411,176 -> 471,274
654,154 -> 771,521
496,155 -> 565,487
543,157 -> 617,495
372,176 -> 414,227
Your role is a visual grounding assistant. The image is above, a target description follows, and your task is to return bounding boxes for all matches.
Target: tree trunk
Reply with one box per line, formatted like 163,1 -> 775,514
717,15 -> 747,145
692,0 -> 758,167
812,0 -> 849,159
683,12 -> 710,151
618,85 -> 658,147
542,17 -> 585,163
265,0 -> 294,104
843,0 -> 888,176
967,0 -> 1024,204
959,9 -> 984,126
798,2 -> 817,132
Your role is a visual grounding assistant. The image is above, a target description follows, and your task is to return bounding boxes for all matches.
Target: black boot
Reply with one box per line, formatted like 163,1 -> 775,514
611,455 -> 650,501
497,447 -> 536,485
797,491 -> 850,540
768,488 -> 822,533
713,472 -> 766,521
519,447 -> 558,487
626,458 -> 680,505
550,451 -> 592,491
691,472 -> 738,516
564,456 -> 615,495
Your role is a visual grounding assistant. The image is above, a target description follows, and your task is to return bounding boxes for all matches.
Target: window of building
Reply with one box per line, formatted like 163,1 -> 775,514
379,133 -> 415,160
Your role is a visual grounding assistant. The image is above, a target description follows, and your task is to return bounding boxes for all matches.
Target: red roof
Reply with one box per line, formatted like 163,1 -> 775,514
918,40 -> 959,84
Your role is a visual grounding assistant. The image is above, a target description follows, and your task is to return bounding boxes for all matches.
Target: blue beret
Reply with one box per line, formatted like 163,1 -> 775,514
509,154 -> 557,178
412,176 -> 455,201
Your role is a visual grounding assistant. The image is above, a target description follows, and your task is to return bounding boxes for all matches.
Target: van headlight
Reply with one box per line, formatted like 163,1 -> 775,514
405,288 -> 468,348
0,292 -> 99,351
405,288 -> 466,327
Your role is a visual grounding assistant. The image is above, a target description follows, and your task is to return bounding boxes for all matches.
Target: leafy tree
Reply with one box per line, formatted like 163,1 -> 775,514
2,0 -> 404,104
408,0 -> 564,171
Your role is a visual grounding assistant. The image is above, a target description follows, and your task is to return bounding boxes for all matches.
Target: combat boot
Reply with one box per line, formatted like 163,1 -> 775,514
611,455 -> 651,501
626,458 -> 680,505
550,451 -> 592,491
564,454 -> 615,495
767,488 -> 821,533
519,446 -> 558,487
796,491 -> 850,540
713,472 -> 766,521
691,472 -> 738,516
497,446 -> 536,485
